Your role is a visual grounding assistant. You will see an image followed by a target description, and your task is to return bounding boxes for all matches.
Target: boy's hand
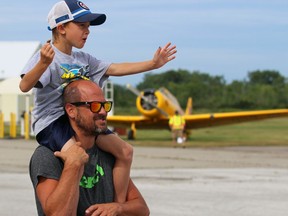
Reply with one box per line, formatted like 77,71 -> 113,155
40,40 -> 55,66
152,42 -> 177,69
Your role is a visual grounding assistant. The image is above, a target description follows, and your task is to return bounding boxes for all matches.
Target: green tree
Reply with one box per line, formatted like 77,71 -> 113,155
111,69 -> 288,113
248,70 -> 285,86
225,80 -> 252,109
247,70 -> 288,108
113,84 -> 136,114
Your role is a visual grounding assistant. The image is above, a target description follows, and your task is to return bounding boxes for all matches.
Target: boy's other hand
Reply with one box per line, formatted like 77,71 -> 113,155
40,40 -> 55,66
152,42 -> 177,69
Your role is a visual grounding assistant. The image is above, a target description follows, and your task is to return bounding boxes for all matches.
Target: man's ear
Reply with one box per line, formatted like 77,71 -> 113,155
65,103 -> 76,119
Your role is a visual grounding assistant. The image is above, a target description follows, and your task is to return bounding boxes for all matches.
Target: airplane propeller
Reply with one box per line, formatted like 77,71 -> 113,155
126,84 -> 169,117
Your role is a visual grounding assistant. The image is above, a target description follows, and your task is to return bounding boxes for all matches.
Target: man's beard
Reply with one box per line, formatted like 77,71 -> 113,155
75,113 -> 107,136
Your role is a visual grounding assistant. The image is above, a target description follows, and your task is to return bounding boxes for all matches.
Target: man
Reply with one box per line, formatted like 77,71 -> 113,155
169,111 -> 186,148
29,80 -> 150,216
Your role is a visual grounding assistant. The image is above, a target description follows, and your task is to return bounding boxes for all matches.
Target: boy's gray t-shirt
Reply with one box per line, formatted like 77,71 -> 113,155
29,145 -> 115,216
21,45 -> 111,135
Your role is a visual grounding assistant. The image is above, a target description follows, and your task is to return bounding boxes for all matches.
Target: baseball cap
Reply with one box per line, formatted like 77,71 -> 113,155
47,0 -> 106,30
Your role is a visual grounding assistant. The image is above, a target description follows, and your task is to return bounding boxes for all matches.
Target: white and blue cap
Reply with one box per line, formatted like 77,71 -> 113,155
47,0 -> 106,30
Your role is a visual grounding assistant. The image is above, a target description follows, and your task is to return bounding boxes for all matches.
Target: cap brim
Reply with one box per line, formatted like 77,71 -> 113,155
74,13 -> 106,25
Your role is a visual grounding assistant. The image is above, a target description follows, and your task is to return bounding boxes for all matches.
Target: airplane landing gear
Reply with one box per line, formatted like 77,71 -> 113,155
127,123 -> 136,140
127,129 -> 134,140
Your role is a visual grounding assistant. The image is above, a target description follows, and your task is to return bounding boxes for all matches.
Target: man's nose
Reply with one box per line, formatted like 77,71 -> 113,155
98,106 -> 107,114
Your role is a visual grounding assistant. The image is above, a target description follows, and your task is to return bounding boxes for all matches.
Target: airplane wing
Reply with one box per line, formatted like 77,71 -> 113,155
107,115 -> 169,129
107,109 -> 288,130
183,109 -> 288,129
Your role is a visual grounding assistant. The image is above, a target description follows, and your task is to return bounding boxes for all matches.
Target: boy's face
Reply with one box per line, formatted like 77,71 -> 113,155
61,22 -> 91,49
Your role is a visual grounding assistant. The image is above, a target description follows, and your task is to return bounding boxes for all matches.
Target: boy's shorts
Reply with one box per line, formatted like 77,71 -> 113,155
36,115 -> 75,152
36,114 -> 114,152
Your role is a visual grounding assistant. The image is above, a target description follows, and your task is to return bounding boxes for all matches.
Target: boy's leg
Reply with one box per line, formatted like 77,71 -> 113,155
96,133 -> 133,203
61,136 -> 76,152
36,115 -> 75,152
53,114 -> 76,152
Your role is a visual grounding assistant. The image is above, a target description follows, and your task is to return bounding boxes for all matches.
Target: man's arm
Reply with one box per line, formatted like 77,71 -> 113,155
36,143 -> 88,216
121,179 -> 150,216
85,179 -> 150,216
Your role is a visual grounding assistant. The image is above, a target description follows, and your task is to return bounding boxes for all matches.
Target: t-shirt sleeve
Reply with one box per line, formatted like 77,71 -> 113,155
20,51 -> 49,88
29,146 -> 63,189
85,53 -> 111,88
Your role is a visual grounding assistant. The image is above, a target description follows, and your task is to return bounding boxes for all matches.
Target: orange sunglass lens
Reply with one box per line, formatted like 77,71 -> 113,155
90,102 -> 112,112
104,102 -> 112,111
90,102 -> 102,112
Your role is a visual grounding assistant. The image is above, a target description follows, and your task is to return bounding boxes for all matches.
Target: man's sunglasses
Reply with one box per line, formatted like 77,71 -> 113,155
70,101 -> 113,113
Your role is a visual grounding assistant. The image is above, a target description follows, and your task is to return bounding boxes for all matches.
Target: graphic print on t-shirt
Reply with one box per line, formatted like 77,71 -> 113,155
59,64 -> 91,90
60,64 -> 90,80
80,164 -> 105,189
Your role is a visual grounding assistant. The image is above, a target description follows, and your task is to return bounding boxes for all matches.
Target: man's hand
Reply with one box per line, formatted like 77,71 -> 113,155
85,179 -> 150,216
54,142 -> 88,179
85,203 -> 122,216
152,42 -> 177,69
55,142 -> 88,171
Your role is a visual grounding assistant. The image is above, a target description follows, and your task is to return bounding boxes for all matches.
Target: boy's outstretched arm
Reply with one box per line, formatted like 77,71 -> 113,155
106,42 -> 176,76
19,40 -> 55,92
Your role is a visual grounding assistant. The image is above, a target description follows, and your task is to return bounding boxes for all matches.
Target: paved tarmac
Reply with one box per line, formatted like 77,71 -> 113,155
1,139 -> 288,216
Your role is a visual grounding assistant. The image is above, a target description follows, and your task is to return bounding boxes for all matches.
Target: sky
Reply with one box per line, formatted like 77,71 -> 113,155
0,0 -> 287,86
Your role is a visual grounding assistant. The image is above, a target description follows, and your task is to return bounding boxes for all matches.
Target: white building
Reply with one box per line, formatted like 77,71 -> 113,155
0,41 -> 40,122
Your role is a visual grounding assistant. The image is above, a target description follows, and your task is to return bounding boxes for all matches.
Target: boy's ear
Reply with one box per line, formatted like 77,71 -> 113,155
65,103 -> 76,119
57,24 -> 66,35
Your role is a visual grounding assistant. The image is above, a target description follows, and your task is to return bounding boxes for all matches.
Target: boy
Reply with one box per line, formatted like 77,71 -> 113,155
20,0 -> 176,203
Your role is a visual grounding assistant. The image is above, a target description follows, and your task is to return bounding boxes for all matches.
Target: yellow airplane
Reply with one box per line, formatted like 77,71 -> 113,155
107,84 -> 288,140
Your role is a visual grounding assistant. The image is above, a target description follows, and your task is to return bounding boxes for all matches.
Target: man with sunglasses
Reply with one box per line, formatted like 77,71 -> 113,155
20,0 -> 176,204
29,79 -> 150,216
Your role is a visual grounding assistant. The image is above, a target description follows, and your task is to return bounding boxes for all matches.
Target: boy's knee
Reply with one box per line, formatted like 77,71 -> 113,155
122,142 -> 133,163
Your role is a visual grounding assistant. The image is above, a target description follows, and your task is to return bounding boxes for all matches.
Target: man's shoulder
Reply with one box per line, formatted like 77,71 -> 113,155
31,145 -> 57,164
30,145 -> 63,175
29,145 -> 63,190
33,145 -> 53,154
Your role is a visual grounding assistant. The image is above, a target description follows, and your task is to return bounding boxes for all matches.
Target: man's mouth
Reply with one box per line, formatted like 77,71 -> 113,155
94,115 -> 106,121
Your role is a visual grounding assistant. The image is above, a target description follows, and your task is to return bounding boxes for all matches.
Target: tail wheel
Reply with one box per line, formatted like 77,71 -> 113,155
127,130 -> 134,140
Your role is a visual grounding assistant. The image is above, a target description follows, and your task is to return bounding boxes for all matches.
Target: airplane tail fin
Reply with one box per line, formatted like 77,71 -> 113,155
185,97 -> 193,115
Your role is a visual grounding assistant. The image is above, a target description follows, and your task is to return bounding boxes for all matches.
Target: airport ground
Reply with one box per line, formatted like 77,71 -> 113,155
1,139 -> 288,216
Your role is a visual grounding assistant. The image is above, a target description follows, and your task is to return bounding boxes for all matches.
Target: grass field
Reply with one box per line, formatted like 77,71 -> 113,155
119,117 -> 288,148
